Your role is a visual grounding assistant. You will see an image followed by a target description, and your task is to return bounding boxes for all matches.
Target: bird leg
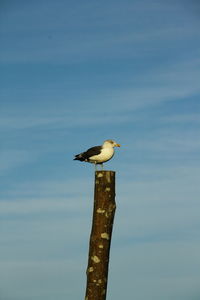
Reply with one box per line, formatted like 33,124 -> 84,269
101,163 -> 104,170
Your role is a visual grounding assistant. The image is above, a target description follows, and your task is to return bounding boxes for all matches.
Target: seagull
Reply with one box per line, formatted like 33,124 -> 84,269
73,139 -> 120,170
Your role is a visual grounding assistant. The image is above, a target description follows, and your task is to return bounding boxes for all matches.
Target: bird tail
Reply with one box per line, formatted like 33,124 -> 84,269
73,153 -> 85,161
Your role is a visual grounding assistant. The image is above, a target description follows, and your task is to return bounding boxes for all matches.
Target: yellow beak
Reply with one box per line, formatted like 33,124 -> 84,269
116,144 -> 121,147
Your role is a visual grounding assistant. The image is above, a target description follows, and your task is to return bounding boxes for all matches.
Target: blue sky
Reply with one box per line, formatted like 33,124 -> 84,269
1,0 -> 200,299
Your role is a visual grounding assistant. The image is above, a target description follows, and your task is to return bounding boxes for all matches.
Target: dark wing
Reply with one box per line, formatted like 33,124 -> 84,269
84,146 -> 102,158
74,145 -> 102,161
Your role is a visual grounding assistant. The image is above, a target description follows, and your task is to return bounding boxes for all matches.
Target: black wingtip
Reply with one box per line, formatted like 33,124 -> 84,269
73,156 -> 85,161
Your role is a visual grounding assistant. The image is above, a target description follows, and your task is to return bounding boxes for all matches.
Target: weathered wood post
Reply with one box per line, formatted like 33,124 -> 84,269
85,170 -> 116,300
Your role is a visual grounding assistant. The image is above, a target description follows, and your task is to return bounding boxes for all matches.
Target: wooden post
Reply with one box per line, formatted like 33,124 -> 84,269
85,170 -> 116,300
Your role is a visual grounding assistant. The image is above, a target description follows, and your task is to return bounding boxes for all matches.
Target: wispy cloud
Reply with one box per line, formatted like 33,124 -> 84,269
132,129 -> 200,155
0,113 -> 132,130
0,259 -> 86,300
1,176 -> 93,197
1,1 -> 200,300
0,150 -> 38,173
110,241 -> 200,300
0,197 -> 86,215
1,1 -> 200,64
161,113 -> 200,123
1,58 -> 200,132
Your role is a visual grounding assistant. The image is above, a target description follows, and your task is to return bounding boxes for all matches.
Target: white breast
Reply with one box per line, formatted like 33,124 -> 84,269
88,147 -> 114,163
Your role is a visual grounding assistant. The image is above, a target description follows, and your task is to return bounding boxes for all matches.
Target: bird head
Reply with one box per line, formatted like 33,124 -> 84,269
103,140 -> 121,148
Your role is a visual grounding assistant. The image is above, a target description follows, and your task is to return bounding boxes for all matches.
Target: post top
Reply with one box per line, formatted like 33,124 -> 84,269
95,170 -> 115,183
95,170 -> 115,174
